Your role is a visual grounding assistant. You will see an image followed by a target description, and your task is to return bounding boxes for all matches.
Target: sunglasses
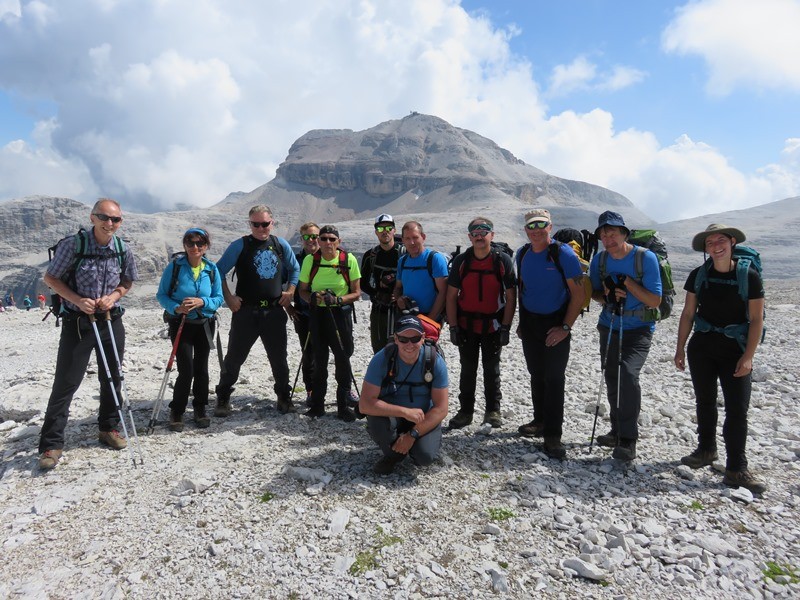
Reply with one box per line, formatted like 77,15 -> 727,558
526,221 -> 550,230
375,225 -> 394,233
469,230 -> 490,238
185,240 -> 207,248
396,334 -> 423,344
93,213 -> 123,224
250,221 -> 272,228
302,234 -> 319,241
319,236 -> 338,242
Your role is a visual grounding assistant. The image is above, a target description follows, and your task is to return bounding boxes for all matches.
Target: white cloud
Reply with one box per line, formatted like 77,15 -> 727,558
662,0 -> 800,94
548,56 -> 646,96
0,0 -> 796,222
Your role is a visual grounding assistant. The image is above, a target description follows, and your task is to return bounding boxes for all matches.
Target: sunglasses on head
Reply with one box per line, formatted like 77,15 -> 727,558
375,225 -> 394,233
185,239 -> 207,248
319,236 -> 338,242
526,221 -> 549,230
396,334 -> 423,344
469,230 -> 490,238
250,220 -> 272,228
302,234 -> 319,241
93,213 -> 122,224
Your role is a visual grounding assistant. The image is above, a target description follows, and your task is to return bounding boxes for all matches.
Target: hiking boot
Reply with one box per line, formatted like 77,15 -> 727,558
337,406 -> 356,422
448,410 -> 473,429
168,411 -> 184,432
518,420 -> 544,437
483,411 -> 503,428
194,406 -> 211,429
612,438 -> 636,461
543,437 -> 567,460
214,400 -> 231,418
373,455 -> 403,475
305,405 -> 325,418
38,449 -> 63,471
99,430 -> 128,450
681,446 -> 718,469
723,469 -> 767,494
276,396 -> 296,415
304,391 -> 314,407
596,431 -> 618,448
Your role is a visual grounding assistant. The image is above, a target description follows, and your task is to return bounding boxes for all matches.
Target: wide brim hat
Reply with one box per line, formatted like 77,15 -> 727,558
691,223 -> 746,251
594,210 -> 629,237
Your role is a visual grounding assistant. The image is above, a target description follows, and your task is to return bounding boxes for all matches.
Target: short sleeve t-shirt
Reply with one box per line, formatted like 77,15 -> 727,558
685,262 -> 763,328
299,252 -> 361,297
364,345 -> 448,411
397,249 -> 449,314
518,242 -> 582,315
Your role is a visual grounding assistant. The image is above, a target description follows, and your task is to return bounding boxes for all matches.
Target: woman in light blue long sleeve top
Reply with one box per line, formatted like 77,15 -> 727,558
156,228 -> 223,431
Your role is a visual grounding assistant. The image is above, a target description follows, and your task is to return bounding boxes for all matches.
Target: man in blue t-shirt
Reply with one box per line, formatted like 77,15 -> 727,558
359,315 -> 449,475
394,221 -> 449,321
516,208 -> 585,459
588,210 -> 662,461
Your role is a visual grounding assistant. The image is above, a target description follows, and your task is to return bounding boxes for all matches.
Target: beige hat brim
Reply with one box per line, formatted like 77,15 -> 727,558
691,226 -> 746,251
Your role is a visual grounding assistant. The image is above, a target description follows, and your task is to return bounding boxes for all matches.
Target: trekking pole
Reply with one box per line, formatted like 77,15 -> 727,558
326,304 -> 361,396
88,313 -> 137,468
147,314 -> 186,434
103,311 -> 144,466
289,330 -> 311,404
589,312 -> 615,453
615,299 -> 625,442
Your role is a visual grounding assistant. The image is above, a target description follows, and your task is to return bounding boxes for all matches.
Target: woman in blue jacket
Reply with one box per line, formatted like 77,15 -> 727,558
157,228 -> 223,431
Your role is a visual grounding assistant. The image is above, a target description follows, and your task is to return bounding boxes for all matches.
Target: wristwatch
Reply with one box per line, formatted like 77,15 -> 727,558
409,429 -> 421,440
561,323 -> 571,332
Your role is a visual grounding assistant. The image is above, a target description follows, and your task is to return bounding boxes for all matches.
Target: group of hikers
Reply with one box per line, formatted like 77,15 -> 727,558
33,198 -> 767,494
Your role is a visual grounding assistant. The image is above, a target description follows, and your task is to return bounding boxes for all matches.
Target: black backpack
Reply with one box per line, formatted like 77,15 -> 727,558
380,340 -> 443,397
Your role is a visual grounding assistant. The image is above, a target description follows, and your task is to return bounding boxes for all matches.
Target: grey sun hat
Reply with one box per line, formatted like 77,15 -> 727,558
594,211 -> 630,237
691,223 -> 746,251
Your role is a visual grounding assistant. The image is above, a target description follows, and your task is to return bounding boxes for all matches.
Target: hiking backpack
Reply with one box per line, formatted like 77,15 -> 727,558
45,228 -> 127,323
598,229 -> 675,321
167,253 -> 217,296
380,340 -> 444,397
692,245 -> 766,347
516,241 -> 592,314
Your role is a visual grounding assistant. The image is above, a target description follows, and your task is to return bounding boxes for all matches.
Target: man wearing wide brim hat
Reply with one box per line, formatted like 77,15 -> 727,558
690,223 -> 746,252
674,222 -> 767,493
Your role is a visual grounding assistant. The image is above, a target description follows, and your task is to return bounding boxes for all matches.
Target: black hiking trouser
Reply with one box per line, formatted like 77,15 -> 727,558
457,329 -> 502,415
687,331 -> 751,471
519,308 -> 570,439
39,313 -> 125,453
309,305 -> 354,409
369,303 -> 393,354
216,306 -> 291,402
168,318 -> 213,415
367,416 -> 442,466
598,325 -> 653,442
292,310 -> 315,392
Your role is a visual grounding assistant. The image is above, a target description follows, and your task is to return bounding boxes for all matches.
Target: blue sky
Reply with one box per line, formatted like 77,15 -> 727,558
1,0 -> 798,221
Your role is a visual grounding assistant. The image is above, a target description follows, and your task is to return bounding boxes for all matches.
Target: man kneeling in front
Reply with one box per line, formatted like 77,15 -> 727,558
359,315 -> 449,475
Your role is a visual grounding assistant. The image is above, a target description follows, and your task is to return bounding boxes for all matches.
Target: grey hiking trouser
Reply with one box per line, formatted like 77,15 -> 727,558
367,416 -> 442,467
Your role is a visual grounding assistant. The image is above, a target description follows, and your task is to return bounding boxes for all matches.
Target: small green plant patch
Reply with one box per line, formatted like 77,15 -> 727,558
348,527 -> 403,576
260,491 -> 276,503
763,561 -> 799,584
689,500 -> 703,510
487,507 -> 515,521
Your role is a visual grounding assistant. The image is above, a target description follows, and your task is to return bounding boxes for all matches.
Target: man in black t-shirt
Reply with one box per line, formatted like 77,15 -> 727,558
360,214 -> 404,353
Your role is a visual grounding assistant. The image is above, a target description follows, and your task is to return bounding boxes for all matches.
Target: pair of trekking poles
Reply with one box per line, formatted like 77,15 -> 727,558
147,314 -> 223,433
589,298 -> 624,453
88,311 -> 144,467
289,301 -> 361,406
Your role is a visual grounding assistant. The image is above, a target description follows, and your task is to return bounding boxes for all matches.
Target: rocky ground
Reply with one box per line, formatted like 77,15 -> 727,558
0,282 -> 799,599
